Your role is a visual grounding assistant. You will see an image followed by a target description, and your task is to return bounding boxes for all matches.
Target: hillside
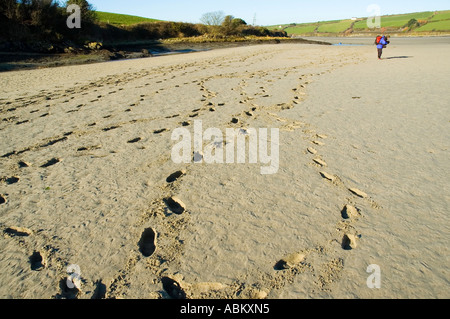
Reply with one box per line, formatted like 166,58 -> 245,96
96,11 -> 161,26
269,10 -> 450,36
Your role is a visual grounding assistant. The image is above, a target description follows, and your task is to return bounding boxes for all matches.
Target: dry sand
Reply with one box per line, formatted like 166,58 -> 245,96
0,37 -> 449,299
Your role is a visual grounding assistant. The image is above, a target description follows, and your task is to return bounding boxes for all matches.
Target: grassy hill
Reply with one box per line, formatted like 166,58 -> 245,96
270,10 -> 450,36
96,11 -> 161,26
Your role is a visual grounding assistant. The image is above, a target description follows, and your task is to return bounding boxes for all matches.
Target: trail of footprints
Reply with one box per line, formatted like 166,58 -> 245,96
0,49 -> 377,298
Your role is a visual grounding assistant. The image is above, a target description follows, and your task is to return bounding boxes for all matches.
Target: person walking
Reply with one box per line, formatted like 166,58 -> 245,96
376,35 -> 390,60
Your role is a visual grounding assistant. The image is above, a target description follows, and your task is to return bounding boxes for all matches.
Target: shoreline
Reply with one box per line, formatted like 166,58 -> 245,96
0,37 -> 331,73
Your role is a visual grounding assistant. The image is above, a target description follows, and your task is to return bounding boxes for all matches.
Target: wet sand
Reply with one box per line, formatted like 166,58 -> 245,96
0,37 -> 449,299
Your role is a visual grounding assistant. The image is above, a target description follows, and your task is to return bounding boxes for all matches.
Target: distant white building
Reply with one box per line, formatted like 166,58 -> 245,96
351,17 -> 358,20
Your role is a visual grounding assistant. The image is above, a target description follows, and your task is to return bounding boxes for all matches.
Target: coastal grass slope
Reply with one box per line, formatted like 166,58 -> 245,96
268,10 -> 450,36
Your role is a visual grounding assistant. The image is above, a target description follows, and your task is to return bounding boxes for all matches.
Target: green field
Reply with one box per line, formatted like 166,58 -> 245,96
316,20 -> 353,33
416,20 -> 450,31
355,11 -> 434,29
96,11 -> 160,25
430,10 -> 450,21
284,24 -> 317,34
280,10 -> 450,35
380,11 -> 434,27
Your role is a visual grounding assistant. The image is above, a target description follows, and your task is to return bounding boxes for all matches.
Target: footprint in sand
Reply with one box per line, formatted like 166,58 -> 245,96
307,147 -> 318,155
166,170 -> 186,183
29,251 -> 46,271
313,158 -> 327,167
341,205 -> 360,220
161,276 -> 186,299
92,280 -> 107,299
320,171 -> 336,182
127,138 -> 142,144
138,228 -> 157,257
4,226 -> 33,236
349,188 -> 368,198
164,196 -> 186,215
40,158 -> 61,168
18,161 -> 31,168
1,176 -> 20,185
77,145 -> 101,152
342,234 -> 358,250
103,125 -> 120,132
274,252 -> 306,270
56,278 -> 79,299
312,140 -> 325,146
154,128 -> 168,134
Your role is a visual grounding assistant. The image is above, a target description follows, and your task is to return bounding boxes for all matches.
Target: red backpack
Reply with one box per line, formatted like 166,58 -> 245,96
375,36 -> 383,45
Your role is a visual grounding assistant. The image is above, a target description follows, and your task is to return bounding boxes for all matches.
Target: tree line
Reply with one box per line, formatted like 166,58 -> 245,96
0,1 -> 287,52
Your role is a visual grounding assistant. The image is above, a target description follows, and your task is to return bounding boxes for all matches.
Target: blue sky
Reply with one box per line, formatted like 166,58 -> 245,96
87,0 -> 450,25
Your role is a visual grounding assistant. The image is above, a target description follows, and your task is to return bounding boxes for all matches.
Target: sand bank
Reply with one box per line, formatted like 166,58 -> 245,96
0,38 -> 448,299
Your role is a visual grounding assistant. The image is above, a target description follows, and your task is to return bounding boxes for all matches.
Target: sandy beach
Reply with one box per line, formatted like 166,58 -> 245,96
0,37 -> 449,299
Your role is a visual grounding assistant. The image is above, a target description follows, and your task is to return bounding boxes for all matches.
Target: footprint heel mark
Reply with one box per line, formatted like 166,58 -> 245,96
166,170 -> 186,183
0,194 -> 7,205
138,228 -> 157,257
164,197 -> 186,215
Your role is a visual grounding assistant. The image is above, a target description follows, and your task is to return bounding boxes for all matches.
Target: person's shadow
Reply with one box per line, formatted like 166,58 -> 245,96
385,56 -> 413,59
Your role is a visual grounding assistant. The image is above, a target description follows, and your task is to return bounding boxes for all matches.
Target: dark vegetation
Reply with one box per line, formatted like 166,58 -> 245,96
0,1 -> 287,53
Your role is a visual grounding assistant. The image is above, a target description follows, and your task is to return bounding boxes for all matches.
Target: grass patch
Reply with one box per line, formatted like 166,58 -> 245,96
353,19 -> 371,30
317,20 -> 353,33
285,24 -> 317,34
416,20 -> 450,31
430,10 -> 450,22
96,11 -> 160,26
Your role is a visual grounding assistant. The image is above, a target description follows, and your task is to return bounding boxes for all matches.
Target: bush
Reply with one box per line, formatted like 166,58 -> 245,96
406,18 -> 420,29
